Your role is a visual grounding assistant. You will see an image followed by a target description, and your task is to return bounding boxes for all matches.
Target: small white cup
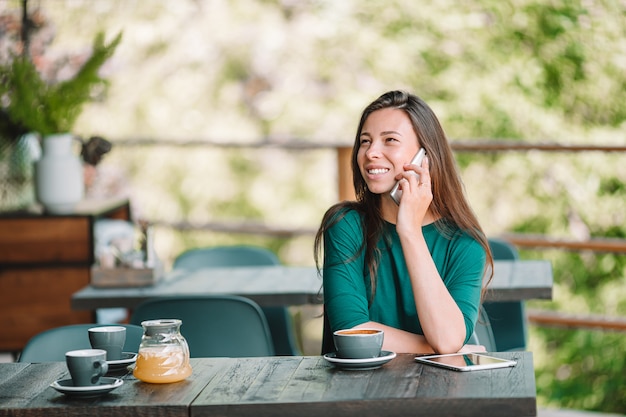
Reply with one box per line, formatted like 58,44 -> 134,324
88,326 -> 126,361
66,349 -> 108,386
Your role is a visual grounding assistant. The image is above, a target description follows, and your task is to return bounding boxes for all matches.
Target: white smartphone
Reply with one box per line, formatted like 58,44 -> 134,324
390,148 -> 426,205
415,353 -> 517,372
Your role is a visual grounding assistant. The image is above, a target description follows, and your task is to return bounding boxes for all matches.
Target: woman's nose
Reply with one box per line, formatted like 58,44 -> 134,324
365,142 -> 382,159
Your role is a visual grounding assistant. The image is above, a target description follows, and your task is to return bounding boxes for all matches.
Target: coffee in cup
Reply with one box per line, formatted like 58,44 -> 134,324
88,325 -> 126,361
66,349 -> 108,386
333,328 -> 384,359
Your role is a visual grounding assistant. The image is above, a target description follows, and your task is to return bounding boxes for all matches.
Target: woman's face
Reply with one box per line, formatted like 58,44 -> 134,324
357,108 -> 420,196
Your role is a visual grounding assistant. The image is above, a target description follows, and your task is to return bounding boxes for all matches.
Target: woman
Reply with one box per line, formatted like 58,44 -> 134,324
315,90 -> 493,354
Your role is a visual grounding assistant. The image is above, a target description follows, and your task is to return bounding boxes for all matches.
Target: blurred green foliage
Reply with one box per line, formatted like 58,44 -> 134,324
3,0 -> 625,412
525,248 -> 626,414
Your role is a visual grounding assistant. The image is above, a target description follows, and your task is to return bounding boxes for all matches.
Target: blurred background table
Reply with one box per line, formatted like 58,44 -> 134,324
71,260 -> 552,311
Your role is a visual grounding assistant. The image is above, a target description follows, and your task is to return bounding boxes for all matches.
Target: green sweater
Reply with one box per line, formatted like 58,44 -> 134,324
323,208 -> 485,343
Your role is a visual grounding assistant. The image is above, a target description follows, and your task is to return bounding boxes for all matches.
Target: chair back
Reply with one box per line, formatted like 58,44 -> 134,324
489,238 -> 519,261
470,308 -> 497,351
129,295 -> 275,357
321,310 -> 334,355
18,323 -> 143,363
172,245 -> 300,356
173,245 -> 280,271
482,238 -> 527,351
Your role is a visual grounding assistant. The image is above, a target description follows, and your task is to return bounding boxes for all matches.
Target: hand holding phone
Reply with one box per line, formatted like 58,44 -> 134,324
390,148 -> 426,205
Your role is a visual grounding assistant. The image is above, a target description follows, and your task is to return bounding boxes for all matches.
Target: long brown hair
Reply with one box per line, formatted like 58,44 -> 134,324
314,90 -> 493,301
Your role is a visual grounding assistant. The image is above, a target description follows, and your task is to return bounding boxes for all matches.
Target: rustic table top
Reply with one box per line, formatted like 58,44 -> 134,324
0,352 -> 536,417
71,260 -> 552,311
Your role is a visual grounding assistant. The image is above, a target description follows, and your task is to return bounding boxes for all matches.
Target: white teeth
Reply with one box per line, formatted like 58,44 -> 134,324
368,169 -> 389,174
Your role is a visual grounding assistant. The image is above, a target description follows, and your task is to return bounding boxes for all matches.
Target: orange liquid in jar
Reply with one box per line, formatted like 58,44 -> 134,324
133,347 -> 192,383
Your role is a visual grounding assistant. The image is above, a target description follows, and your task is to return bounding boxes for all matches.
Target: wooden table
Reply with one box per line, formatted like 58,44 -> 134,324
71,260 -> 552,311
0,352 -> 537,417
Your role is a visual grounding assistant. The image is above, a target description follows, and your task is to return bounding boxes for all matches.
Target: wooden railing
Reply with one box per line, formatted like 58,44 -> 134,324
502,234 -> 626,254
526,309 -> 626,332
115,138 -> 626,202
114,137 -> 626,153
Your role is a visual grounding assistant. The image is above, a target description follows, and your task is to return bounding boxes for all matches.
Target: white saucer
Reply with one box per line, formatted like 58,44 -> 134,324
107,352 -> 137,374
323,350 -> 397,370
50,377 -> 123,398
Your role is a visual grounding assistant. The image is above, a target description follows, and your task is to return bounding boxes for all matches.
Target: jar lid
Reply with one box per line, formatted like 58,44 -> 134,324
141,319 -> 182,336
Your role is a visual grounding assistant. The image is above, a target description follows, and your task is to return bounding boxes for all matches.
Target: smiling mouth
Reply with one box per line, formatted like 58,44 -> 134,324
367,168 -> 389,175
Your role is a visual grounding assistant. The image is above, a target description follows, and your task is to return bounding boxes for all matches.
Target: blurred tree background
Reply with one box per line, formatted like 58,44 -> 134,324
1,0 -> 625,413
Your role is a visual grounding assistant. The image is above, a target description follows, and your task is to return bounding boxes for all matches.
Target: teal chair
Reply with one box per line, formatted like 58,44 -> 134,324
18,323 -> 143,363
469,308 -> 497,351
173,245 -> 280,270
129,295 -> 275,357
483,238 -> 527,351
172,245 -> 301,356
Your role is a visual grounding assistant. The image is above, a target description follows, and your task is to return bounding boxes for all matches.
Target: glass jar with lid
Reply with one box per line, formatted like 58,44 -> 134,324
133,319 -> 192,383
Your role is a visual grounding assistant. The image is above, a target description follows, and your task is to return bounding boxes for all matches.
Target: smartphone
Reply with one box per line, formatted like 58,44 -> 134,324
390,148 -> 426,205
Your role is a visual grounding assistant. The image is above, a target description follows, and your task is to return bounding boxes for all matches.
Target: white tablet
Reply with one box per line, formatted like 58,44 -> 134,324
415,353 -> 517,372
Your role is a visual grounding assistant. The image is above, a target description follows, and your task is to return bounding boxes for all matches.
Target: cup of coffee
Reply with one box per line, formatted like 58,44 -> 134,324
88,325 -> 126,361
66,349 -> 109,386
333,328 -> 384,359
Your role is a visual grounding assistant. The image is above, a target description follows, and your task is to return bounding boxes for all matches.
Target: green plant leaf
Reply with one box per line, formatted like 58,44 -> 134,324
0,31 -> 122,138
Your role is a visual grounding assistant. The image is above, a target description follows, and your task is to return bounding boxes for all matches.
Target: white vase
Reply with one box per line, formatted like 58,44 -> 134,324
35,133 -> 84,214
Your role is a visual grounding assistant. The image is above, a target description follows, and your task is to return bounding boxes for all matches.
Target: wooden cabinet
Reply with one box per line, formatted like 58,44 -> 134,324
0,198 -> 131,353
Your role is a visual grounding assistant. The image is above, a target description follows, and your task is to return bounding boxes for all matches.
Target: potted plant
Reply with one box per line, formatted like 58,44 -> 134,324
0,31 -> 121,213
0,31 -> 122,138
